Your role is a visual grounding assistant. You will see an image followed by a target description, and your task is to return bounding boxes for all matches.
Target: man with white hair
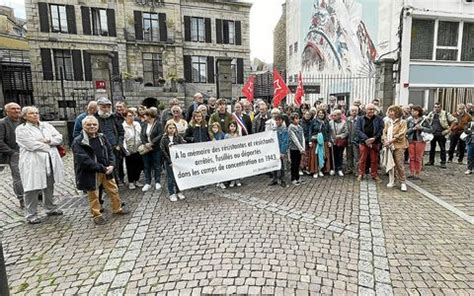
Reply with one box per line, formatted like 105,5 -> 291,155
0,102 -> 24,208
73,101 -> 98,138
186,92 -> 204,122
252,101 -> 271,133
72,115 -> 129,225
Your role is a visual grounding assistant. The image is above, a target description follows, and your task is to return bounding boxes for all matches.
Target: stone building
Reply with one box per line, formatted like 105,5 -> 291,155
272,3 -> 286,74
25,0 -> 251,120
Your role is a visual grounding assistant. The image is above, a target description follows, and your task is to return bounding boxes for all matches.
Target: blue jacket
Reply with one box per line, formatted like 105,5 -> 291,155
355,115 -> 384,144
94,113 -> 125,147
301,118 -> 315,144
313,119 -> 330,142
72,112 -> 87,138
276,126 -> 289,155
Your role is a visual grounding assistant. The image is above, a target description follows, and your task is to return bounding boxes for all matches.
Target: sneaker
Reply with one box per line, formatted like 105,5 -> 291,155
93,216 -> 106,225
447,159 -> 452,163
229,181 -> 235,188
386,183 -> 395,188
135,181 -> 144,187
280,181 -> 288,188
169,194 -> 178,202
318,172 -> 324,177
292,180 -> 300,186
46,209 -> 63,216
329,170 -> 335,176
299,170 -> 304,176
313,173 -> 318,179
303,170 -> 310,175
155,183 -> 162,190
199,186 -> 207,191
268,180 -> 278,186
177,192 -> 185,200
114,208 -> 130,215
236,181 -> 242,187
439,164 -> 447,169
219,183 -> 227,189
337,170 -> 344,177
27,217 -> 41,224
401,183 -> 408,192
142,184 -> 151,192
128,183 -> 136,190
357,175 -> 363,182
425,162 -> 434,166
465,170 -> 472,175
373,176 -> 382,183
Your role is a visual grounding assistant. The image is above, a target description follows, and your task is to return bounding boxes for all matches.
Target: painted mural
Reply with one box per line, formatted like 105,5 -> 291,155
301,0 -> 378,75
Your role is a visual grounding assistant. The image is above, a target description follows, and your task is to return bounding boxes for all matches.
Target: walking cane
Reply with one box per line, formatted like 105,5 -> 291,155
330,143 -> 336,173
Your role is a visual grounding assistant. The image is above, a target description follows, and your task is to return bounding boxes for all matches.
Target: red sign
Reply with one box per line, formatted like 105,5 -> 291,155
95,81 -> 106,89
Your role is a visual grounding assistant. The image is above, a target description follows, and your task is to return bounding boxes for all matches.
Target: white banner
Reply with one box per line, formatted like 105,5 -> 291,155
170,130 -> 282,190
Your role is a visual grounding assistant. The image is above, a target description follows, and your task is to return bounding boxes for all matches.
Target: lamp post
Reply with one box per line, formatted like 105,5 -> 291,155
0,240 -> 9,296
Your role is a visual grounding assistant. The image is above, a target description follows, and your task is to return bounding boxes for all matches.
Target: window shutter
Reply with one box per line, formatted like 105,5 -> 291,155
66,5 -> 77,34
159,13 -> 168,42
107,9 -> 116,37
184,16 -> 191,41
222,20 -> 229,44
38,2 -> 49,33
235,21 -> 242,45
134,11 -> 143,40
83,51 -> 92,81
40,48 -> 53,81
207,56 -> 214,84
81,6 -> 91,35
205,18 -> 211,43
111,52 -> 119,76
183,55 -> 192,82
237,58 -> 244,84
216,19 -> 222,44
72,50 -> 83,81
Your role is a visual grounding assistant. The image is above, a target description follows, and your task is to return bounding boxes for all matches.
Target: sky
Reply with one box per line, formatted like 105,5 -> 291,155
4,0 -> 284,63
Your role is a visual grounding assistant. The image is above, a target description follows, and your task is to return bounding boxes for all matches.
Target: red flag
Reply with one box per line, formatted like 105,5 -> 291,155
273,68 -> 289,108
294,72 -> 305,107
241,75 -> 255,103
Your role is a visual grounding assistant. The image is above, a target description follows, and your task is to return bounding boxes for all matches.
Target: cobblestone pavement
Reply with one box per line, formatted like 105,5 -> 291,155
0,154 -> 473,295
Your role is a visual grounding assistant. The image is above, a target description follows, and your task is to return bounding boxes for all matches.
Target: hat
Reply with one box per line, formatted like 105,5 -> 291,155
97,97 -> 112,105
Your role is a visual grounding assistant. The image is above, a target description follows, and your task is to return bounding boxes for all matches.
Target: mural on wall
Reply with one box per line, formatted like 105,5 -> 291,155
302,0 -> 378,76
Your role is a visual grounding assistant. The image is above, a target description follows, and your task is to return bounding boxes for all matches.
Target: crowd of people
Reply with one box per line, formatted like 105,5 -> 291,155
0,94 -> 473,225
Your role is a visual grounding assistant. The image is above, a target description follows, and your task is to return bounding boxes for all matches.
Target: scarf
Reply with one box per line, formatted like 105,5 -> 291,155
232,113 -> 248,136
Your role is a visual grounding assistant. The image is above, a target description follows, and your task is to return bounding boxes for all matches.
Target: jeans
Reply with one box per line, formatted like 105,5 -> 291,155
467,143 -> 474,171
358,144 -> 380,178
125,152 -> 143,183
333,145 -> 345,171
409,141 -> 426,174
272,158 -> 286,181
24,174 -> 56,221
8,152 -> 24,200
142,148 -> 162,185
290,150 -> 301,181
87,173 -> 123,218
164,162 -> 179,195
448,133 -> 466,162
429,135 -> 446,164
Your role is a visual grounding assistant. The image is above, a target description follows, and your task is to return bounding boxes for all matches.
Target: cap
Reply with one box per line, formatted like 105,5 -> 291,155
97,97 -> 112,105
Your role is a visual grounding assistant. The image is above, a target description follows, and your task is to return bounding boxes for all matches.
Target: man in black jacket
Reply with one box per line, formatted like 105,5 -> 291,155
72,115 -> 128,225
186,92 -> 204,122
0,103 -> 24,208
94,97 -> 126,185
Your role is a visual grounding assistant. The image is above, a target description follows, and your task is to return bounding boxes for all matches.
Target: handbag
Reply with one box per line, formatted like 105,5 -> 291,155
460,132 -> 468,141
57,145 -> 66,157
417,117 -> 433,142
335,138 -> 348,147
137,144 -> 152,155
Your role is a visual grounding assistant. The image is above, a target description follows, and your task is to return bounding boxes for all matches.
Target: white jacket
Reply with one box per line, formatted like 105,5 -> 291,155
122,121 -> 142,154
16,122 -> 65,192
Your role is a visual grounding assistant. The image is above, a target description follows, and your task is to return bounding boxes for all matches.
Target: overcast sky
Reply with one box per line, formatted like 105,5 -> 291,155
4,0 -> 284,63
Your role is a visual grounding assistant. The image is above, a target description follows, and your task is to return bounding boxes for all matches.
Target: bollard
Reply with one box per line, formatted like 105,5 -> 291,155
0,240 -> 9,296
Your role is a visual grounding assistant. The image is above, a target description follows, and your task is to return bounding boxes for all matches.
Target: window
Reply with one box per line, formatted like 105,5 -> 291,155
92,8 -> 108,36
191,17 -> 205,42
410,19 -> 435,60
294,42 -> 298,53
143,12 -> 159,41
53,49 -> 73,80
226,20 -> 235,44
192,56 -> 207,83
231,59 -> 237,84
461,22 -> 474,61
50,4 -> 68,33
143,53 -> 163,86
436,21 -> 459,61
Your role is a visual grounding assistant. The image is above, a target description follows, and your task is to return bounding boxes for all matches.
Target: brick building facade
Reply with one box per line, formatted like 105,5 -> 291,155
25,0 -> 251,119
